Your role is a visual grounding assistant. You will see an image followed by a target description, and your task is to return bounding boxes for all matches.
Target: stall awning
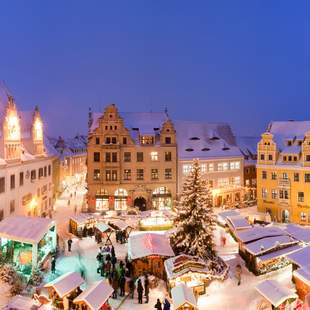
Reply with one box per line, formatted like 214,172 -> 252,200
45,272 -> 84,298
171,283 -> 198,310
255,280 -> 297,307
0,216 -> 55,245
286,246 -> 310,268
95,222 -> 113,233
294,265 -> 310,286
128,232 -> 174,260
108,219 -> 132,231
257,244 -> 302,262
74,280 -> 113,310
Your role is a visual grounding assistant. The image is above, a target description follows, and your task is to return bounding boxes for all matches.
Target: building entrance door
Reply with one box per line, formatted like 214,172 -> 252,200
281,209 -> 290,223
134,197 -> 147,211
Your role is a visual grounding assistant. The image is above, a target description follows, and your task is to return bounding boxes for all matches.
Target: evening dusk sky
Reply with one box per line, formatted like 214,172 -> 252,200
0,1 -> 309,137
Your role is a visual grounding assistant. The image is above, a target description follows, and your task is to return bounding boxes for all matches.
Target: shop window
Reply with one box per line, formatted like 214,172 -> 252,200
10,175 -> 15,190
137,152 -> 144,162
165,152 -> 172,162
93,169 -> 100,181
124,169 -> 131,181
94,152 -> 100,162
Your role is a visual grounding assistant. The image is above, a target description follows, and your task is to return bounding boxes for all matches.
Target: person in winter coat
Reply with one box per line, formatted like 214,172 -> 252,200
67,238 -> 73,252
128,277 -> 135,299
111,245 -> 115,257
119,275 -> 126,297
112,272 -> 118,299
163,298 -> 171,310
51,256 -> 56,274
144,274 -> 150,303
111,255 -> 117,269
235,263 -> 242,286
137,279 -> 143,304
154,299 -> 162,310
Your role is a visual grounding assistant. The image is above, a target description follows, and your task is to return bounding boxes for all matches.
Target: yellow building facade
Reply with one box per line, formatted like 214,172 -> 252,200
257,121 -> 310,225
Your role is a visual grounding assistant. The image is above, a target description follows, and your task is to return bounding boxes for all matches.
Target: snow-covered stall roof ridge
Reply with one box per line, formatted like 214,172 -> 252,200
128,232 -> 174,260
257,244 -> 302,262
284,224 -> 310,244
174,120 -> 242,160
0,216 -> 54,244
286,246 -> 310,268
244,235 -> 298,256
95,222 -> 113,233
217,210 -> 240,225
235,226 -> 287,244
255,280 -> 297,307
70,213 -> 95,225
165,254 -> 210,280
171,283 -> 197,310
226,215 -> 252,231
293,265 -> 310,286
74,280 -> 113,310
44,272 -> 84,298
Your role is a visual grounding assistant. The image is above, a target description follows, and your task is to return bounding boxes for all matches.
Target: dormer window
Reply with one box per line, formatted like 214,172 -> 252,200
287,141 -> 292,146
190,137 -> 200,141
153,127 -> 159,131
222,146 -> 230,151
185,148 -> 194,152
140,136 -> 154,145
210,136 -> 220,141
201,148 -> 210,151
165,137 -> 171,144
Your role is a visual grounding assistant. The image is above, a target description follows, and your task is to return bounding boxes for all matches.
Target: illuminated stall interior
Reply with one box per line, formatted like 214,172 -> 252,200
139,210 -> 175,231
0,216 -> 56,275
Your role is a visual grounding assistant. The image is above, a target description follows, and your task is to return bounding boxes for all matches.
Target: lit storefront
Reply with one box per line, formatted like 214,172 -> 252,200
152,187 -> 172,210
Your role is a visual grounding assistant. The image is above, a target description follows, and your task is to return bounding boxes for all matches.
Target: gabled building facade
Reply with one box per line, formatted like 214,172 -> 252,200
87,104 -> 177,212
257,121 -> 310,225
0,86 -> 54,219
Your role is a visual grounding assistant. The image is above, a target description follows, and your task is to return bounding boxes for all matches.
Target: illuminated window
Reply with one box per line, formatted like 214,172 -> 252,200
141,136 -> 154,145
262,188 -> 267,199
151,169 -> 159,180
137,169 -> 144,180
301,212 -> 307,221
123,169 -> 131,180
223,162 -> 228,171
218,178 -> 229,187
230,161 -> 240,170
200,164 -> 206,174
208,163 -> 214,172
271,189 -> 277,199
93,169 -> 100,181
165,168 -> 172,179
183,164 -> 192,175
151,152 -> 158,161
233,176 -> 241,185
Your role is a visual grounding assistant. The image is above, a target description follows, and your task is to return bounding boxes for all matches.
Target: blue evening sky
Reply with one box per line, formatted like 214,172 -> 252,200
0,1 -> 308,137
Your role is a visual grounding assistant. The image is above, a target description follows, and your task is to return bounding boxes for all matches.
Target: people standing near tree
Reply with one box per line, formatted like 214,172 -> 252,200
137,279 -> 143,304
144,274 -> 149,303
51,256 -> 56,274
67,238 -> 72,252
163,298 -> 171,310
154,299 -> 162,310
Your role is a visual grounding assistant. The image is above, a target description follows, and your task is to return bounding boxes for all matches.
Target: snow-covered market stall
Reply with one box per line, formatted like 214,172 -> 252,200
171,283 -> 198,310
139,210 -> 175,231
73,280 -> 113,310
108,219 -> 133,243
0,216 -> 56,275
165,254 -> 212,295
95,223 -> 114,246
235,226 -> 301,275
44,271 -> 84,308
69,214 -> 97,237
3,294 -> 51,310
255,280 -> 298,309
128,232 -> 174,279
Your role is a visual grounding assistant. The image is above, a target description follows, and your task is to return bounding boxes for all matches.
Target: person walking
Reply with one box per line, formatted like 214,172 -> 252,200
51,256 -> 56,274
144,274 -> 149,303
119,275 -> 126,297
111,245 -> 115,257
112,272 -> 118,299
137,279 -> 143,304
67,238 -> 72,252
111,254 -> 117,270
163,298 -> 171,310
235,263 -> 242,286
128,277 -> 135,299
154,299 -> 162,310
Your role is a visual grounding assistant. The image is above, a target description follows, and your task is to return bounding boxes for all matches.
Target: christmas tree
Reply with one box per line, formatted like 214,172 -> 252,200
171,159 -> 216,259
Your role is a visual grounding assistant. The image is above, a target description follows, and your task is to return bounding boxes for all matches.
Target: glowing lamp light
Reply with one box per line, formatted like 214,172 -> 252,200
6,113 -> 20,140
29,198 -> 38,210
211,189 -> 220,196
34,118 -> 43,141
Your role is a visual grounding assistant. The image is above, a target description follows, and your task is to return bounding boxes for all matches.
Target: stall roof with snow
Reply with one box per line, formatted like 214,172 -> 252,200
171,283 -> 198,310
108,219 -> 132,231
95,222 -> 113,233
255,280 -> 297,307
217,210 -> 240,225
74,280 -> 113,310
286,246 -> 310,268
45,272 -> 84,298
294,265 -> 310,286
226,215 -> 251,231
257,244 -> 302,262
70,214 -> 95,225
165,254 -> 210,281
235,226 -> 287,244
0,216 -> 55,244
128,232 -> 174,260
284,224 -> 310,244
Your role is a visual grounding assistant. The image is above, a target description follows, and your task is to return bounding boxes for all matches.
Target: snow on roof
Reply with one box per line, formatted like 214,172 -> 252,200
5,295 -> 35,309
108,219 -> 132,231
235,226 -> 287,244
286,246 -> 310,267
236,136 -> 260,157
281,145 -> 301,154
0,216 -> 54,244
70,213 -> 94,225
175,120 -> 242,160
294,265 -> 310,286
95,222 -> 113,233
217,210 -> 240,222
171,283 -> 197,310
74,280 -> 113,310
284,224 -> 310,244
226,215 -> 251,231
244,235 -> 298,256
128,232 -> 174,260
257,244 -> 302,262
165,254 -> 210,281
45,272 -> 84,298
256,280 -> 297,307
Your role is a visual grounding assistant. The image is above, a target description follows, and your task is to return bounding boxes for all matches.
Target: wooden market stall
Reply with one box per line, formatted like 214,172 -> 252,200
165,254 -> 213,296
128,232 -> 174,279
69,214 -> 97,237
44,272 -> 84,308
293,266 -> 310,301
0,216 -> 57,275
256,280 -> 298,309
108,219 -> 133,243
74,280 -> 113,310
171,283 -> 198,310
95,223 -> 114,246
